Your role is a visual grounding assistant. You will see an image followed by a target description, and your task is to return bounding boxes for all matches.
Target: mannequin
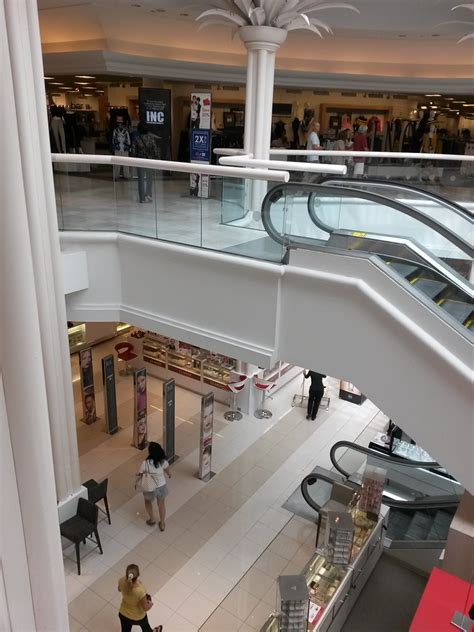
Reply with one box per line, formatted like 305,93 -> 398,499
112,115 -> 131,179
50,105 -> 66,153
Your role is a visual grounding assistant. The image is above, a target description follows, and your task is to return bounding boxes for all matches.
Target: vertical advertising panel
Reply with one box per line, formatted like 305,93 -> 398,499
198,392 -> 215,481
133,368 -> 148,450
163,379 -> 177,463
138,87 -> 171,161
190,92 -> 211,198
102,355 -> 118,435
79,347 -> 97,424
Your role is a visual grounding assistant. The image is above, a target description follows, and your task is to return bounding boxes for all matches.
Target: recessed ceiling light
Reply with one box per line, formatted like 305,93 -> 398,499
44,76 -> 55,80
75,75 -> 96,79
452,100 -> 466,103
49,82 -> 64,85
74,81 -> 89,85
444,97 -> 454,100
420,106 -> 427,110
84,94 -> 93,97
425,94 -> 441,97
463,104 -> 474,107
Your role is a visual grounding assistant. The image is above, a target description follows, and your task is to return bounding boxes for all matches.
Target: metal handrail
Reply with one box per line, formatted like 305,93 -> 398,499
320,177 -> 473,221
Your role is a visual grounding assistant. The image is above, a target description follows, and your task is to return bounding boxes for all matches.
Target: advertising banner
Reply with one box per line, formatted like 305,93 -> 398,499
133,368 -> 148,449
198,392 -> 215,481
139,87 -> 171,161
102,355 -> 118,435
190,92 -> 211,198
163,379 -> 177,463
79,347 -> 97,424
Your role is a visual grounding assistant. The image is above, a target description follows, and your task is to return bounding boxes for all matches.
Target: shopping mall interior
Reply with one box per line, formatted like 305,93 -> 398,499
1,1 -> 473,631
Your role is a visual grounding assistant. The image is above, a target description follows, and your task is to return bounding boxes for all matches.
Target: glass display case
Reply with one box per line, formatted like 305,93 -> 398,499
68,323 -> 86,351
142,333 -> 236,389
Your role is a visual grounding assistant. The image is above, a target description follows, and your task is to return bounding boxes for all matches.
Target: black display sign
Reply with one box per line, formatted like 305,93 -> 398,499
163,379 -> 177,463
138,87 -> 171,161
102,355 -> 118,434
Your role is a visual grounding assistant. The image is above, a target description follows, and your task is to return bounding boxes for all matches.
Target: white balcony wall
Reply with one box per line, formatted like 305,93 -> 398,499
61,233 -> 473,491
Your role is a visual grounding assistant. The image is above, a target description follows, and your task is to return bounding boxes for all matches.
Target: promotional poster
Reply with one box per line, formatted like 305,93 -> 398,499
199,392 -> 214,481
190,92 -> 211,198
163,379 -> 177,463
133,368 -> 148,449
102,355 -> 118,434
138,87 -> 171,161
79,347 -> 97,424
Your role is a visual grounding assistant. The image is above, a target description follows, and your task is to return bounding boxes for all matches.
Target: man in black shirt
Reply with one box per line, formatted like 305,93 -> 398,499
304,370 -> 326,420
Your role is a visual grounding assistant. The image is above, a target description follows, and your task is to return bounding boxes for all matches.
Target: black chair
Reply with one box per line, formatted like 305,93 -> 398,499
82,478 -> 111,524
60,498 -> 103,575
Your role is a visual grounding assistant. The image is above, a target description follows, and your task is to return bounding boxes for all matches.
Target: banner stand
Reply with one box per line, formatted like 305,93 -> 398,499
197,392 -> 215,482
163,379 -> 178,464
102,355 -> 120,435
79,347 -> 98,425
133,368 -> 148,450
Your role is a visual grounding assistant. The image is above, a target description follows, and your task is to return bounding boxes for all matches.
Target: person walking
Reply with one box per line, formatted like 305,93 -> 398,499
117,563 -> 162,632
131,123 -> 161,203
138,442 -> 171,531
304,119 -> 322,182
353,124 -> 368,177
304,370 -> 326,420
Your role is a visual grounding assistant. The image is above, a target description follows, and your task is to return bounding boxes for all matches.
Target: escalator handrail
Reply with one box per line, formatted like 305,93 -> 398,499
261,182 -> 473,258
320,177 -> 473,221
307,185 -> 473,258
300,472 -> 460,516
330,439 -> 441,480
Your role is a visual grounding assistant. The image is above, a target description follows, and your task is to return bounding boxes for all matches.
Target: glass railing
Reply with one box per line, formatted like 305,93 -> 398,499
52,156 -> 289,263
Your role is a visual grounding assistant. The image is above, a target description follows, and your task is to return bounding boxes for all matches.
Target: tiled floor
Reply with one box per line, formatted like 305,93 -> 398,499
67,335 -> 388,631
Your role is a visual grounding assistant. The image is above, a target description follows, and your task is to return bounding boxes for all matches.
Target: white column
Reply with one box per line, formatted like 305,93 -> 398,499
239,26 -> 287,224
0,1 -> 77,627
4,0 -> 80,503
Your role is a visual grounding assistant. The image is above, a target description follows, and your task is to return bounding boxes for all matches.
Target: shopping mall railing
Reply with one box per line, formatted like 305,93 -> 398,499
51,152 -> 344,264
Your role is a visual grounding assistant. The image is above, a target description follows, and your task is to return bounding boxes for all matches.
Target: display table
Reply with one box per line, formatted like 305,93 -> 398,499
410,568 -> 473,632
261,509 -> 387,631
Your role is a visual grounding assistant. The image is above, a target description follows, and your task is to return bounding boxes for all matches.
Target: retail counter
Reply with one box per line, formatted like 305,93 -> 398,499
260,509 -> 387,632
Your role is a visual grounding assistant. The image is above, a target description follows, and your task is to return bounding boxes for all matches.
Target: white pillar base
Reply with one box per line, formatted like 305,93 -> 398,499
57,486 -> 88,523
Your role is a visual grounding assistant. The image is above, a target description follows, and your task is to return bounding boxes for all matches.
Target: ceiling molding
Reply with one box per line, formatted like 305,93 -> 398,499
43,50 -> 474,95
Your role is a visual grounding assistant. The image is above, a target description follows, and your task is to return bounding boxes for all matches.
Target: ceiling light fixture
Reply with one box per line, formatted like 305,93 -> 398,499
75,75 -> 96,79
44,76 -> 54,80
425,94 -> 442,97
452,100 -> 466,103
74,81 -> 89,85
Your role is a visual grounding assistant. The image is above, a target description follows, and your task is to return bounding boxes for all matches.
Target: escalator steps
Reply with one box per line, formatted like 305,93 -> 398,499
385,261 -> 419,279
404,511 -> 434,541
426,510 -> 453,541
386,510 -> 412,540
440,299 -> 473,325
411,279 -> 449,300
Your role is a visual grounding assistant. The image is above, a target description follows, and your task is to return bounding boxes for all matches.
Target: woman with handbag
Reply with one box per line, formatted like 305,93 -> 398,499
117,563 -> 162,632
137,442 -> 171,530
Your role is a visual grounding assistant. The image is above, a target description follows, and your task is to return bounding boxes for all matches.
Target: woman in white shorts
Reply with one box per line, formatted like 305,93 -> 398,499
139,442 -> 171,531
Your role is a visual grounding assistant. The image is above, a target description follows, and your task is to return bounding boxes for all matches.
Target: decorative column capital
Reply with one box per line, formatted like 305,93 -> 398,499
239,25 -> 287,52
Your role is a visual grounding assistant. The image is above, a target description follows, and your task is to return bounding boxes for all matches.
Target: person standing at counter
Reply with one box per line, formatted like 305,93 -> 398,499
304,370 -> 326,420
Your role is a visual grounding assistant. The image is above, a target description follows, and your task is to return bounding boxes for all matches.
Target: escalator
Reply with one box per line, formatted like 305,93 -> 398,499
300,439 -> 463,571
262,181 -> 473,334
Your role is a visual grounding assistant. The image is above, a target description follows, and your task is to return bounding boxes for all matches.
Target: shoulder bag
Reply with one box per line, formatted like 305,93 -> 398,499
135,461 -> 158,493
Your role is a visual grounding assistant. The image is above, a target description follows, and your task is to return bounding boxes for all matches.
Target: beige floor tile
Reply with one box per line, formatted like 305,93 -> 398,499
268,533 -> 301,561
259,507 -> 291,531
214,553 -> 250,584
221,489 -> 250,510
186,491 -> 218,514
133,533 -> 169,562
68,615 -> 84,632
140,563 -> 172,595
171,505 -> 204,529
239,623 -> 256,632
192,513 -> 222,540
157,522 -> 186,545
89,568 -> 122,602
254,550 -> 288,578
84,603 -> 117,632
151,599 -> 174,624
179,591 -> 217,627
261,582 -> 278,607
164,612 -> 198,632
111,550 -> 150,576
200,606 -> 243,631
174,560 -> 211,590
155,576 -> 194,611
201,479 -> 231,500
245,522 -> 278,547
196,572 -> 234,605
68,588 -> 108,625
221,586 -> 260,622
282,517 -> 316,544
246,600 -> 273,630
237,567 -> 275,600
114,523 -> 150,549
154,546 -> 190,576
173,530 -> 207,557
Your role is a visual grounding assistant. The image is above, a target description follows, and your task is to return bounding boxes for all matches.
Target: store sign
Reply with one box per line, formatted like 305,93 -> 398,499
102,355 -> 118,435
190,129 -> 211,162
133,368 -> 148,450
190,92 -> 211,199
79,347 -> 97,424
163,379 -> 177,463
139,87 -> 171,160
198,392 -> 215,481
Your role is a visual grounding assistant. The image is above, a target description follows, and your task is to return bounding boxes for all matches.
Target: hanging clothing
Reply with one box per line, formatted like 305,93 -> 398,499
51,117 -> 66,153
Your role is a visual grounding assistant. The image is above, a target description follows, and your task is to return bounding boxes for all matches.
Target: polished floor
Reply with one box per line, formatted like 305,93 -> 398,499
67,335 -> 388,632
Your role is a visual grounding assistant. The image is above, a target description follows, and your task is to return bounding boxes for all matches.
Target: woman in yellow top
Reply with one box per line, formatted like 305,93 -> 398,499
117,564 -> 162,632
